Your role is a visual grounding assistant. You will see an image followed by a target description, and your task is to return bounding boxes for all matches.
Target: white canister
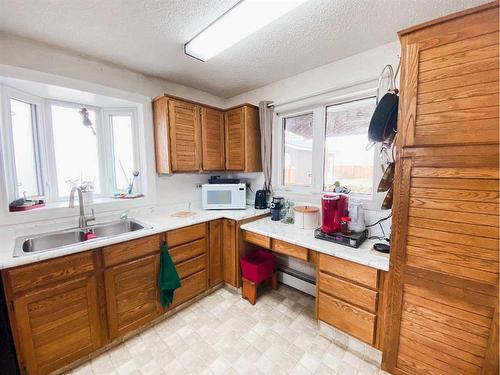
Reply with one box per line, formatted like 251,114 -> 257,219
294,206 -> 319,230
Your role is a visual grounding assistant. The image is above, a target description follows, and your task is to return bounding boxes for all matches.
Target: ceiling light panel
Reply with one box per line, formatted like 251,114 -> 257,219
185,0 -> 308,61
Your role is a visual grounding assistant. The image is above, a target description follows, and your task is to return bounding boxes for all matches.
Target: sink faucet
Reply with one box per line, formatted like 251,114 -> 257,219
69,187 -> 95,229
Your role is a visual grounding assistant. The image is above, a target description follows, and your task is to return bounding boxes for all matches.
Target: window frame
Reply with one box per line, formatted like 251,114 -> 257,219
274,88 -> 384,208
1,85 -> 141,204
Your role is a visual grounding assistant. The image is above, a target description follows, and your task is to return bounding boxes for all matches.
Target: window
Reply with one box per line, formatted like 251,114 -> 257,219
324,97 -> 377,195
283,113 -> 313,187
1,85 -> 140,205
9,98 -> 43,198
276,92 -> 379,201
50,103 -> 101,197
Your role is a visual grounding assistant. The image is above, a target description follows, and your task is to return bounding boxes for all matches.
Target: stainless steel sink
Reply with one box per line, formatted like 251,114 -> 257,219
14,219 -> 151,257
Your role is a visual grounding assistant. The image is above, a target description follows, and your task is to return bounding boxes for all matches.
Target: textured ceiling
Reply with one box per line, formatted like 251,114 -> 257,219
0,0 -> 490,98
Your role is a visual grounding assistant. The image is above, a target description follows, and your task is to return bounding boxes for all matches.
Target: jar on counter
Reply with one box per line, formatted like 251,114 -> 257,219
340,217 -> 351,235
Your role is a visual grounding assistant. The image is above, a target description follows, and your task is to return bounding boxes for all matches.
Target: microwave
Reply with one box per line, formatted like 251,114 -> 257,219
202,183 -> 246,210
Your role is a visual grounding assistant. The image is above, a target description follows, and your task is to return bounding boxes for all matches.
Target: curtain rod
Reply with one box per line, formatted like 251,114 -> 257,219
266,77 -> 378,108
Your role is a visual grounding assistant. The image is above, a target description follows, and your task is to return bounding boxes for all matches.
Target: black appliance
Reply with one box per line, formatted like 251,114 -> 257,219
270,197 -> 284,221
254,190 -> 268,209
208,176 -> 240,184
0,277 -> 20,374
314,228 -> 367,248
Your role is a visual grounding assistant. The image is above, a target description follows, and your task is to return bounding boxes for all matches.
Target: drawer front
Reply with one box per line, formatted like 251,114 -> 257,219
318,291 -> 376,344
171,270 -> 207,308
169,238 -> 206,265
271,239 -> 308,261
167,223 -> 206,248
6,251 -> 96,294
319,254 -> 379,289
176,254 -> 207,279
242,230 -> 270,248
319,271 -> 378,313
103,235 -> 160,267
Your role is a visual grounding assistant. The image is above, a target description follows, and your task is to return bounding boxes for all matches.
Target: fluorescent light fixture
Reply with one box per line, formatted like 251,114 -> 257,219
185,0 -> 308,61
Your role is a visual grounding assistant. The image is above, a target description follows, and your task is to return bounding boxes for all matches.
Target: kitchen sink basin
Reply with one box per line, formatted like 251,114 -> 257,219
14,219 -> 151,257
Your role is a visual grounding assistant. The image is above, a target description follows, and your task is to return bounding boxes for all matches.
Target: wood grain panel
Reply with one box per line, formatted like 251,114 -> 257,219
201,107 -> 225,171
411,166 -> 499,179
318,291 -> 376,344
411,176 -> 499,191
168,99 -> 201,172
319,254 -> 379,289
318,271 -> 378,312
104,254 -> 161,339
271,239 -> 308,261
209,220 -> 223,286
417,81 -> 499,105
416,93 -> 499,115
242,230 -> 270,249
222,219 -> 237,287
103,235 -> 160,267
415,118 -> 499,145
153,97 -> 171,173
6,251 -> 95,294
225,107 -> 245,170
409,187 -> 499,203
418,69 -> 499,94
170,270 -> 207,308
176,254 -> 207,280
167,223 -> 206,247
419,56 -> 499,83
408,216 -> 499,238
168,238 -> 206,265
416,106 -> 499,127
407,226 -> 498,250
409,195 -> 498,215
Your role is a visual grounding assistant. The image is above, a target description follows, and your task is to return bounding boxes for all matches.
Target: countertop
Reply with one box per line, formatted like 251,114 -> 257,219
0,206 -> 268,270
240,218 -> 389,271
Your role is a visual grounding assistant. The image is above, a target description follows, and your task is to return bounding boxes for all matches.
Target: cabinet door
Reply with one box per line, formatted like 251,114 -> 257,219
209,220 -> 223,286
104,254 -> 161,340
225,107 -> 245,171
201,107 -> 225,171
153,96 -> 171,174
222,219 -> 237,287
168,99 -> 201,172
12,276 -> 102,375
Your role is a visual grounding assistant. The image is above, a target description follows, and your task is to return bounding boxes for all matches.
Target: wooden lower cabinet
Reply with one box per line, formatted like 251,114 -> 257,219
11,276 -> 102,375
222,219 -> 237,287
170,270 -> 208,308
104,254 -> 161,340
209,220 -> 223,286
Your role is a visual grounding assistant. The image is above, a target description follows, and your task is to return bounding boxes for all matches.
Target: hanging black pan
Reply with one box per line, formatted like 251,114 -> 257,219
368,64 -> 399,143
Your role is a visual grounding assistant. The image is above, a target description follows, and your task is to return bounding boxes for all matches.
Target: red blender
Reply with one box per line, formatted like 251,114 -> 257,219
321,193 -> 349,234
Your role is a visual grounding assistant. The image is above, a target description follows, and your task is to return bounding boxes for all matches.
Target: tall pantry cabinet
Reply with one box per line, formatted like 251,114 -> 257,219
383,2 -> 499,375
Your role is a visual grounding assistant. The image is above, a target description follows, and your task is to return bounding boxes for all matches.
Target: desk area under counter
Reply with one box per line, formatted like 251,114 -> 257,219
240,217 -> 390,355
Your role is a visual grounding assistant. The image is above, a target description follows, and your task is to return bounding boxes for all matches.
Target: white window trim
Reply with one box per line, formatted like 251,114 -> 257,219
273,86 -> 386,210
1,85 -> 143,205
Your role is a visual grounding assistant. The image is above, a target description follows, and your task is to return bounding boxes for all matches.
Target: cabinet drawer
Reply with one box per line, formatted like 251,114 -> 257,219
271,239 -> 308,261
319,271 -> 378,313
318,291 -> 376,344
5,251 -> 96,294
319,254 -> 379,289
172,270 -> 207,307
176,254 -> 207,279
103,235 -> 160,267
242,230 -> 270,248
169,239 -> 206,265
167,223 -> 206,247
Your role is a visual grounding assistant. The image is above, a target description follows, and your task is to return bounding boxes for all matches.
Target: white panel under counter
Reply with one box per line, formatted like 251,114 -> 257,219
240,217 -> 389,271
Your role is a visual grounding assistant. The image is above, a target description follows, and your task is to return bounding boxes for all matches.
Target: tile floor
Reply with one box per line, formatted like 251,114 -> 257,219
67,285 -> 388,375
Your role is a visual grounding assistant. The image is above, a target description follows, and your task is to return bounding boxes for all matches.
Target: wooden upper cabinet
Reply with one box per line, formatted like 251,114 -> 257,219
398,3 -> 499,147
201,107 -> 225,171
104,254 -> 161,340
153,96 -> 262,173
168,99 -> 201,172
225,105 -> 262,172
11,276 -> 102,375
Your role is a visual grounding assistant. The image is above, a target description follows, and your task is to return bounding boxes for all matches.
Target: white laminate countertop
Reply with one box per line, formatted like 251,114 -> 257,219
240,218 -> 390,271
0,207 -> 269,270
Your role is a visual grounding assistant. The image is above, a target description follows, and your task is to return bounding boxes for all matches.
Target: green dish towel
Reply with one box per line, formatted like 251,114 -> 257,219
158,243 -> 181,308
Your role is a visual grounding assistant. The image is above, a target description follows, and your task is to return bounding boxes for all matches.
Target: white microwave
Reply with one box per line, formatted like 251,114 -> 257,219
202,183 -> 246,210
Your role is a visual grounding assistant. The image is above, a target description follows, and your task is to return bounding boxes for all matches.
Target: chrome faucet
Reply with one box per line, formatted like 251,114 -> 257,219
69,187 -> 95,229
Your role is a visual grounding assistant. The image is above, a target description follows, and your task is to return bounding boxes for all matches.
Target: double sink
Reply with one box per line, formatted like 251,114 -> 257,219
14,219 -> 152,257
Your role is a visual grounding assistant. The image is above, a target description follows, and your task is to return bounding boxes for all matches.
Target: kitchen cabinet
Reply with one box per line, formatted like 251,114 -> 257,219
222,219 -> 237,287
201,107 -> 225,171
153,95 -> 262,173
225,105 -> 261,172
209,219 -> 223,287
1,252 -> 102,375
166,223 -> 208,307
104,254 -> 161,340
384,3 -> 499,375
317,254 -> 384,346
